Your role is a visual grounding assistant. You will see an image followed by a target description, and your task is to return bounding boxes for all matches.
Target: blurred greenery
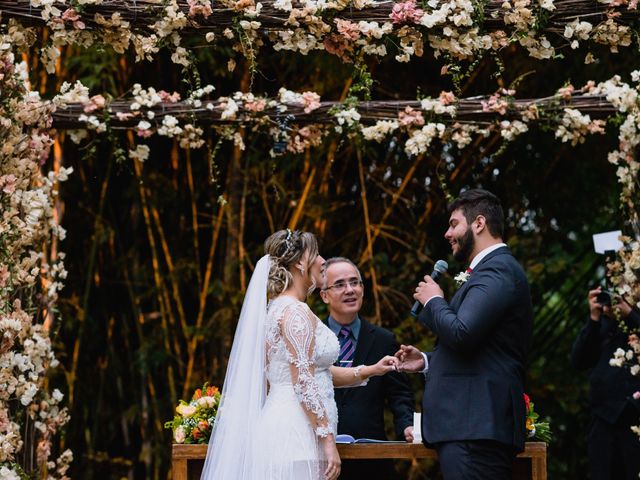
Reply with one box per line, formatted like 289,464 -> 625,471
28,27 -> 638,480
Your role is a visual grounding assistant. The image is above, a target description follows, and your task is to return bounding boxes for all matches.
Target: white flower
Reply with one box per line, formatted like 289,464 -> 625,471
52,388 -> 64,402
174,425 -> 187,443
454,271 -> 470,286
128,145 -> 151,162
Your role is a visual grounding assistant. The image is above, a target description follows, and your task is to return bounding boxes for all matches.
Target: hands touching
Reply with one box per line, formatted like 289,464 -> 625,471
368,355 -> 400,377
394,344 -> 425,373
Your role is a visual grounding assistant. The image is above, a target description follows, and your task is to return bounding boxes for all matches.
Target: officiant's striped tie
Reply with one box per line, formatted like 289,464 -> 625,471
336,326 -> 355,367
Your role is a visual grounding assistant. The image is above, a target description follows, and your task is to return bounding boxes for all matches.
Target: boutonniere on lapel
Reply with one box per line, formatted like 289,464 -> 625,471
454,268 -> 472,287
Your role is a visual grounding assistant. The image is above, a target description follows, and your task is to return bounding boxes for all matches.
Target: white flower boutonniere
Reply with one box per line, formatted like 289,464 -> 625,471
454,271 -> 471,286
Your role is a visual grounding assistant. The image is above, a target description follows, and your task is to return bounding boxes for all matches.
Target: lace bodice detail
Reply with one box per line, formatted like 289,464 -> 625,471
266,296 -> 339,437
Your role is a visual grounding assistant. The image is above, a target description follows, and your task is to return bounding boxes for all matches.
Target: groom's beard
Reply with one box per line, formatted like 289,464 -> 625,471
453,227 -> 475,264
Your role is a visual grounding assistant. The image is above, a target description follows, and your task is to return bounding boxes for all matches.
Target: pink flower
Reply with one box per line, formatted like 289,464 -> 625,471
0,174 -> 18,194
137,129 -> 153,138
323,35 -> 354,63
557,85 -> 575,100
439,91 -> 456,105
82,95 -> 106,113
301,92 -> 321,113
159,91 -> 181,103
244,98 -> 267,113
188,0 -> 213,17
390,0 -> 424,24
398,106 -> 424,127
61,8 -> 80,22
335,19 -> 361,41
634,391 -> 640,400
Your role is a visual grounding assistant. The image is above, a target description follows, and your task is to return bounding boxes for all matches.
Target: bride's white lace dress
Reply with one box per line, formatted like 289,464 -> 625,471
252,295 -> 340,479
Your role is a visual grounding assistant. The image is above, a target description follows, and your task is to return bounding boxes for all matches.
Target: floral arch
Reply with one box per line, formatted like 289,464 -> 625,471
1,0 -> 639,477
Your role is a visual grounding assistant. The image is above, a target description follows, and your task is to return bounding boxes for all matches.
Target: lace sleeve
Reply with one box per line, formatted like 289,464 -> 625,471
280,302 -> 331,438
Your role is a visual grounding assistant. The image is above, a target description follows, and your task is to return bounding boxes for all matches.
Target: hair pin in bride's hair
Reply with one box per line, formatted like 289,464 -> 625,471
283,228 -> 294,256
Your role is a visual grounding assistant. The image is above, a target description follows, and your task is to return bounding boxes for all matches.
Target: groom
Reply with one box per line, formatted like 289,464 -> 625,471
397,189 -> 533,479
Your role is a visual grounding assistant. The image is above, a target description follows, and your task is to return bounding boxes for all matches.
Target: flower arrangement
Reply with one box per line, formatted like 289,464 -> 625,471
524,394 -> 552,444
3,0 -> 639,73
165,383 -> 221,444
0,35 -> 72,480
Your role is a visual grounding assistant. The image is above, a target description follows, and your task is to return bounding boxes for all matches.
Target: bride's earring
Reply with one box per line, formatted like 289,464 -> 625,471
297,266 -> 305,276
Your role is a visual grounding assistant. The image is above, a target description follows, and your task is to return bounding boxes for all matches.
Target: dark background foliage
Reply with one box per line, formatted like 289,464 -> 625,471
29,30 -> 637,479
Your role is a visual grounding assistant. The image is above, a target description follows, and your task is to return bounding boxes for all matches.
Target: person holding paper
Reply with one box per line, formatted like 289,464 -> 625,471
201,230 -> 399,480
320,257 -> 415,480
396,189 -> 533,479
571,286 -> 640,480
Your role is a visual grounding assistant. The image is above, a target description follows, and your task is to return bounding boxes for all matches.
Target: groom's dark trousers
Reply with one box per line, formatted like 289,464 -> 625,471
418,246 -> 533,479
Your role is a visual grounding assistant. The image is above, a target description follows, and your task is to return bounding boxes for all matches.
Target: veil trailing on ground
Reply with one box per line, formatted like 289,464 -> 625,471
200,255 -> 270,480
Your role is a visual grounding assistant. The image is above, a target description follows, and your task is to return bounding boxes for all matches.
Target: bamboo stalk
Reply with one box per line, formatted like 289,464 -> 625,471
182,203 -> 226,399
185,149 -> 203,290
288,151 -> 317,230
131,137 -> 178,402
357,149 -> 381,324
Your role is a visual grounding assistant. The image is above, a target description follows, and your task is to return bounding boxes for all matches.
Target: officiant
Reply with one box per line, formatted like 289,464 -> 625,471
321,257 -> 415,480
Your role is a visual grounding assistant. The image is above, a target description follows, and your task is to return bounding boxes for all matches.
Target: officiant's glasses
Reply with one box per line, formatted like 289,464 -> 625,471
323,279 -> 363,292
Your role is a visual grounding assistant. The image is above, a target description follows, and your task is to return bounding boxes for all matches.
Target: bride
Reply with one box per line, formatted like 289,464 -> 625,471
201,229 -> 399,480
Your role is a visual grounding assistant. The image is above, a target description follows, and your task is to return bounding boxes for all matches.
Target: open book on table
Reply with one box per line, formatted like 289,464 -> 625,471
335,434 -> 405,444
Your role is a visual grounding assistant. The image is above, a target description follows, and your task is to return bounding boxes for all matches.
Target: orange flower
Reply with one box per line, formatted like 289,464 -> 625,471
206,386 -> 219,396
526,417 -> 534,431
193,388 -> 202,400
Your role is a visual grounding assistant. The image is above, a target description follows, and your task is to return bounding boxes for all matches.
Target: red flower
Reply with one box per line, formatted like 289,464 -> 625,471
523,393 -> 531,414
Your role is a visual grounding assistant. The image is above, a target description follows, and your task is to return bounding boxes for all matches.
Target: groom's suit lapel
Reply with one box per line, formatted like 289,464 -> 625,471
449,246 -> 510,311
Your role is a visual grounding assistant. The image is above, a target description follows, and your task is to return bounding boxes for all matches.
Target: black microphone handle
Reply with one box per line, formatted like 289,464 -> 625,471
410,270 -> 443,317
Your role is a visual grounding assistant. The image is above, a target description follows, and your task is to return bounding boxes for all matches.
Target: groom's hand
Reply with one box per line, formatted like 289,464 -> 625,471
394,344 -> 425,373
414,275 -> 444,306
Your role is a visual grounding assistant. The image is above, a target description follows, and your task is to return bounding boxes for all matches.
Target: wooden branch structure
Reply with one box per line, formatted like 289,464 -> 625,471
51,93 -> 618,129
2,0 -> 637,33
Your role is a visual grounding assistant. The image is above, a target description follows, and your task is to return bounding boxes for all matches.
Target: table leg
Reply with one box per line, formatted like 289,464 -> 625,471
173,458 -> 187,480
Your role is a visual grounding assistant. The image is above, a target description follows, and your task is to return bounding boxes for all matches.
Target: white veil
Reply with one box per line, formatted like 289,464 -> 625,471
200,255 -> 270,480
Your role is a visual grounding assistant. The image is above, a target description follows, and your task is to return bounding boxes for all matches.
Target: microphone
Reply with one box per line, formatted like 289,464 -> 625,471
410,259 -> 449,317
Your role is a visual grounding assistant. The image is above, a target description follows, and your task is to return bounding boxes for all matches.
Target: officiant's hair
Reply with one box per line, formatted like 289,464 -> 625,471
264,229 -> 319,297
321,257 -> 362,289
448,189 -> 504,239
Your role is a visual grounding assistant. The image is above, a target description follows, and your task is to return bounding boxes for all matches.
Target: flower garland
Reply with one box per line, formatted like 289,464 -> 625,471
1,0 -> 638,74
46,75 -> 634,163
0,37 -> 72,479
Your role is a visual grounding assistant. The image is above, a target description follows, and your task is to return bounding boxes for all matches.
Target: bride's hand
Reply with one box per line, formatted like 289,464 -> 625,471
370,355 -> 400,377
320,436 -> 341,480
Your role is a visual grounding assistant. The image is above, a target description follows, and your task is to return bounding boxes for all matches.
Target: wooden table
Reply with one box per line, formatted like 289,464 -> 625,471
172,441 -> 547,479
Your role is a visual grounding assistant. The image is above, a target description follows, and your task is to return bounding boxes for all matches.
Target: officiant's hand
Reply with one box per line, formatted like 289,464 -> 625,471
414,275 -> 444,306
394,344 -> 425,373
404,426 -> 414,442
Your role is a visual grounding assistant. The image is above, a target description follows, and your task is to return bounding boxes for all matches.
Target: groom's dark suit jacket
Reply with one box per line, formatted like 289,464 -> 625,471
418,246 -> 533,452
328,317 -> 415,440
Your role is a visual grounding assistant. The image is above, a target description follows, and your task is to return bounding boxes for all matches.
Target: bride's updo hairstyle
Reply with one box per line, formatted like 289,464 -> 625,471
264,229 -> 319,298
